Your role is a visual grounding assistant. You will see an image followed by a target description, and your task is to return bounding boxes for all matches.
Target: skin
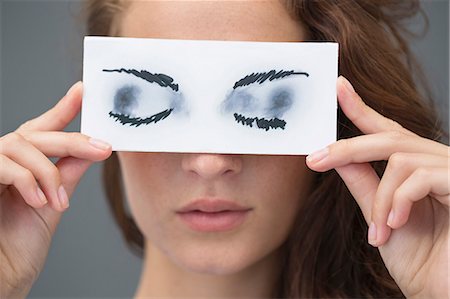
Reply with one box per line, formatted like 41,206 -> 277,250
118,1 -> 313,297
0,1 -> 448,299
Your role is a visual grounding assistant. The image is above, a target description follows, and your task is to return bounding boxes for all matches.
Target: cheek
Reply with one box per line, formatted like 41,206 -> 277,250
253,156 -> 312,204
117,152 -> 178,237
248,156 -> 313,237
118,152 -> 169,199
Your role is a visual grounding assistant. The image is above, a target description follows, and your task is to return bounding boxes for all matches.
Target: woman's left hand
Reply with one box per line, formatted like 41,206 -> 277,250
306,76 -> 449,299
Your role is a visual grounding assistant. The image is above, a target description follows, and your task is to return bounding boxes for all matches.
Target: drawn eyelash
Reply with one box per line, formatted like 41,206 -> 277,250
109,108 -> 173,127
233,113 -> 286,131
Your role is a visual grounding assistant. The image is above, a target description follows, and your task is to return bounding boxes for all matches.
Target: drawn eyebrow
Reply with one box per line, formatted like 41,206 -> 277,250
103,68 -> 179,92
233,69 -> 309,89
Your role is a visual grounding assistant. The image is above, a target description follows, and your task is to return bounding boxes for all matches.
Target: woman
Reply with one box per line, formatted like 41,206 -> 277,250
1,0 -> 448,298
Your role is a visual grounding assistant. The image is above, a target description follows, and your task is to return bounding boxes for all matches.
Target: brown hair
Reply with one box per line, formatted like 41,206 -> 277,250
84,0 -> 445,297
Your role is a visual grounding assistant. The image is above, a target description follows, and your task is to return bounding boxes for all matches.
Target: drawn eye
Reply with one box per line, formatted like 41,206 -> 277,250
222,69 -> 308,131
104,68 -> 185,127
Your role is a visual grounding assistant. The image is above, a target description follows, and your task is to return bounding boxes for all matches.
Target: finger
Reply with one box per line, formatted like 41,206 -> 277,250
335,163 -> 380,224
0,132 -> 66,212
20,131 -> 112,161
17,81 -> 82,132
0,155 -> 48,208
55,157 -> 93,196
371,153 -> 447,245
337,76 -> 415,136
37,157 -> 93,234
306,132 -> 448,172
389,167 -> 450,229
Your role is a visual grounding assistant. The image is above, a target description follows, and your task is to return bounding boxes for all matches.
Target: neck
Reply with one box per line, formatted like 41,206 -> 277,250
134,241 -> 283,298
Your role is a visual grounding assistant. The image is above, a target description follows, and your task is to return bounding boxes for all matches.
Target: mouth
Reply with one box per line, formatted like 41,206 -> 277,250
176,199 -> 253,232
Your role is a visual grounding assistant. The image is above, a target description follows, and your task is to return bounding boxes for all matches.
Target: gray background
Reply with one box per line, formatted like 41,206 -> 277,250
1,1 -> 448,298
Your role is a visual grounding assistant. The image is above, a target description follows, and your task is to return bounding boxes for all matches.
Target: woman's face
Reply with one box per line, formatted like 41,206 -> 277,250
117,1 -> 313,275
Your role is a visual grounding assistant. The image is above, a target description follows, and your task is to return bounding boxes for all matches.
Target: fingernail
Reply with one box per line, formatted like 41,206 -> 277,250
306,147 -> 329,163
66,81 -> 81,96
89,138 -> 111,151
36,186 -> 47,204
368,222 -> 377,246
58,185 -> 69,209
340,76 -> 355,93
387,210 -> 395,227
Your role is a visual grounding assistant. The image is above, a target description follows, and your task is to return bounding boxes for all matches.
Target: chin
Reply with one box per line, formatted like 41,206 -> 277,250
179,256 -> 252,276
168,242 -> 264,276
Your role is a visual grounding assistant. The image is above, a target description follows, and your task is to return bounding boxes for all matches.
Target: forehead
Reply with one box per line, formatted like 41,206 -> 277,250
120,0 -> 306,42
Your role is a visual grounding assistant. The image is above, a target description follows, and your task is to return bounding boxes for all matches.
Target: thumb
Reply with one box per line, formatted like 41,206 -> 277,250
39,157 -> 93,234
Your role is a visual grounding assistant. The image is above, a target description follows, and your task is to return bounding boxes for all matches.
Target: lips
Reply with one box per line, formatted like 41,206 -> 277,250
176,199 -> 253,232
177,199 -> 251,213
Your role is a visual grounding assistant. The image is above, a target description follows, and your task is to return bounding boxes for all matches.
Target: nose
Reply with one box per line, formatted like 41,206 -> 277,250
181,153 -> 242,180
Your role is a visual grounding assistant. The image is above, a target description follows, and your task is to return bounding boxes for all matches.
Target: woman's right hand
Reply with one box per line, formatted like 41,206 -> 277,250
0,82 -> 112,298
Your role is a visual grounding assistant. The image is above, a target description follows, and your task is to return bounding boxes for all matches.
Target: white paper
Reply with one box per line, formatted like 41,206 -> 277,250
81,36 -> 338,155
